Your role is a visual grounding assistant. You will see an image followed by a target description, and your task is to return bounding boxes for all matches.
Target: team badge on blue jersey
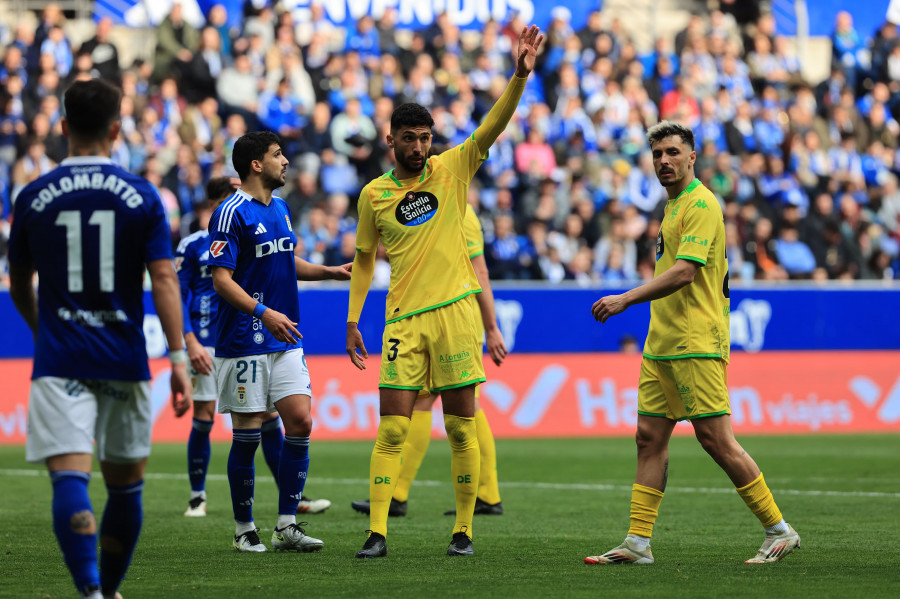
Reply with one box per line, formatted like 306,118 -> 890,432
285,214 -> 293,232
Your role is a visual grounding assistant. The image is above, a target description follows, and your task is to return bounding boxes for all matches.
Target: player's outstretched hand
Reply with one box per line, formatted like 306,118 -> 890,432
515,25 -> 544,77
591,294 -> 628,323
346,323 -> 368,370
486,327 -> 508,366
186,337 -> 212,375
170,363 -> 192,417
261,308 -> 302,343
329,262 -> 352,280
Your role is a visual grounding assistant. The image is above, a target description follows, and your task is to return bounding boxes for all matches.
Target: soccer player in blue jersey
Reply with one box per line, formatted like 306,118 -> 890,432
178,177 -> 332,518
208,130 -> 351,552
8,79 -> 192,599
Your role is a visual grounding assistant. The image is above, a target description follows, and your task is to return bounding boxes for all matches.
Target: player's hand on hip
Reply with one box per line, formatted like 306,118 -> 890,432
346,323 -> 368,370
261,308 -> 303,344
486,327 -> 507,366
591,294 -> 627,323
186,338 -> 212,375
516,25 -> 544,76
170,364 -> 192,417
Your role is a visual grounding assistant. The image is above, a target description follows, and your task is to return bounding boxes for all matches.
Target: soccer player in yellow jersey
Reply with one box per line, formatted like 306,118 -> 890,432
349,203 -> 508,519
347,25 -> 543,559
585,121 -> 800,565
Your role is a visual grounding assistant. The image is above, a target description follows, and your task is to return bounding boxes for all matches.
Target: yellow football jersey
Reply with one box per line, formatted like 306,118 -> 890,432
355,135 -> 491,324
644,179 -> 730,362
463,203 -> 484,259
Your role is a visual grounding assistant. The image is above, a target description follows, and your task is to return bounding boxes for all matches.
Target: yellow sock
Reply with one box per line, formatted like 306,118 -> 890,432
368,415 -> 410,536
394,410 -> 432,502
736,473 -> 783,528
444,414 -> 479,538
627,483 -> 664,538
474,409 -> 501,504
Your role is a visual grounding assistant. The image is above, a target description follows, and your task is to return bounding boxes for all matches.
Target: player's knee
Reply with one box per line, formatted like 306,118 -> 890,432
283,412 -> 312,437
69,510 -> 97,535
377,415 -> 410,447
635,424 -> 663,454
694,428 -> 724,458
443,414 -> 476,447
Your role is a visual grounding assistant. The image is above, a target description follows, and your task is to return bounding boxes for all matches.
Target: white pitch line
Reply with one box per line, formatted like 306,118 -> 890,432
1,469 -> 898,499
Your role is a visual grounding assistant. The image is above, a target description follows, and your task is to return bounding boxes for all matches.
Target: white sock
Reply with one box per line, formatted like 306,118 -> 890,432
626,534 -> 651,551
276,514 -> 296,530
765,519 -> 789,535
235,520 -> 255,536
190,490 -> 206,500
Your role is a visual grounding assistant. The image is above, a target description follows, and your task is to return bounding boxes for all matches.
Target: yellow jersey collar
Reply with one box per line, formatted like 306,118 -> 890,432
671,178 -> 701,202
386,160 -> 430,187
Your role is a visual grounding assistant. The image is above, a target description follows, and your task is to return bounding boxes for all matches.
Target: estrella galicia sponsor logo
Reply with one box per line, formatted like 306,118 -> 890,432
680,235 -> 708,246
656,229 -> 664,259
395,191 -> 438,226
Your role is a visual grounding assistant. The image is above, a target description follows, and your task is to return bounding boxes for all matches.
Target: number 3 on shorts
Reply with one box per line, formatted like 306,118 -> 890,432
386,338 -> 400,362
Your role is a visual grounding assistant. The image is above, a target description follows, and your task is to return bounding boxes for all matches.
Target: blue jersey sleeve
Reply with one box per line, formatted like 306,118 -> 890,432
208,206 -> 243,270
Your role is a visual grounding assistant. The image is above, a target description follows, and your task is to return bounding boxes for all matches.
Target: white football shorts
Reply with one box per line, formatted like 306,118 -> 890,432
189,345 -> 218,401
26,377 -> 152,464
215,348 -> 312,414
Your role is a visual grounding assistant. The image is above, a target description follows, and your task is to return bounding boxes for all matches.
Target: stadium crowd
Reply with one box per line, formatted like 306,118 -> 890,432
1,1 -> 899,286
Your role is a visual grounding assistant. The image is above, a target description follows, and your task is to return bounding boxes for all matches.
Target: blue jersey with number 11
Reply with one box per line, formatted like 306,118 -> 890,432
208,189 -> 301,358
7,157 -> 172,381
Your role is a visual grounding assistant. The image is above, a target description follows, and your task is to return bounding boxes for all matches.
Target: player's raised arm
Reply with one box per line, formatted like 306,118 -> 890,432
470,24 -> 544,154
148,258 -> 192,416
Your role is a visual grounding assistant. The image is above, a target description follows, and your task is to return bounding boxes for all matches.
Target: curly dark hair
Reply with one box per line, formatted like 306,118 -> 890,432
647,120 -> 695,150
390,103 -> 434,133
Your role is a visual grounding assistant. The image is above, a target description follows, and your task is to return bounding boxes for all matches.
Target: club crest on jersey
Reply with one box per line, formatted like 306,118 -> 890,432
210,240 -> 228,257
237,386 -> 246,403
285,214 -> 293,232
395,191 -> 439,226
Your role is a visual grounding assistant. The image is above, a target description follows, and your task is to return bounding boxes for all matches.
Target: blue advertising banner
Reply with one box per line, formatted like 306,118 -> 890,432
2,284 -> 898,359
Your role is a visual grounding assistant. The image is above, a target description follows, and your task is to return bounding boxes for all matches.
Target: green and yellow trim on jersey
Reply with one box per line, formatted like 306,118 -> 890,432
385,289 -> 482,325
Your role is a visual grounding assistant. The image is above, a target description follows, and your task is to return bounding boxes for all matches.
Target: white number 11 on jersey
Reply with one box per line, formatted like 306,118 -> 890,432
54,209 -> 116,293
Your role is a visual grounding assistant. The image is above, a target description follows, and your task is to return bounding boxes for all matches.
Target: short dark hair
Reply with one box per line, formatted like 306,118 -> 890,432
206,176 -> 236,202
646,120 -> 695,151
232,130 -> 281,180
63,79 -> 122,142
390,103 -> 434,133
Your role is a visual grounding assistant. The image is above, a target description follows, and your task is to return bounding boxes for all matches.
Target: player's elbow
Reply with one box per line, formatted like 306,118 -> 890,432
674,261 -> 699,287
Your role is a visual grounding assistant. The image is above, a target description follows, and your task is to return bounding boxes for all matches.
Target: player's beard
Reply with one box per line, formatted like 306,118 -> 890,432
262,167 -> 286,191
397,152 -> 425,174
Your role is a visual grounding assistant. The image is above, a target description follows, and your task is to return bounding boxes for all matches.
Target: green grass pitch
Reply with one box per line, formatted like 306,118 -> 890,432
1,435 -> 899,598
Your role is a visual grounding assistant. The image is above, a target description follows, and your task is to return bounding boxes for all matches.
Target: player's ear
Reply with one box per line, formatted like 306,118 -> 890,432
251,159 -> 263,174
61,117 -> 69,139
386,132 -> 394,149
108,120 -> 121,142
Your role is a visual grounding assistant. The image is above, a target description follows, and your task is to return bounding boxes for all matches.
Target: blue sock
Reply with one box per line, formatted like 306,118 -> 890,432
187,418 -> 214,494
228,429 -> 260,523
100,480 -> 143,595
260,416 -> 284,485
50,471 -> 99,594
278,436 -> 310,515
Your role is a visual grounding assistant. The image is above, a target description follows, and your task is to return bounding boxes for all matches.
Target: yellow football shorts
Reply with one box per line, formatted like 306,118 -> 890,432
637,357 -> 731,421
380,295 -> 486,392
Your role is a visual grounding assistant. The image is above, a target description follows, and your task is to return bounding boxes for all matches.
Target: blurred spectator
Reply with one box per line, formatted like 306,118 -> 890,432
774,222 -> 817,278
486,213 -> 540,280
79,16 -> 120,85
152,2 -> 199,84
